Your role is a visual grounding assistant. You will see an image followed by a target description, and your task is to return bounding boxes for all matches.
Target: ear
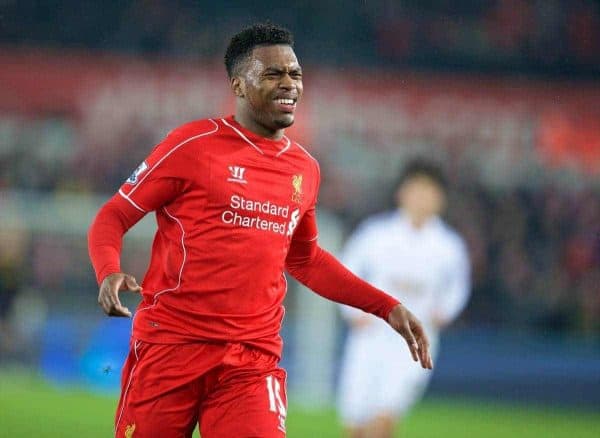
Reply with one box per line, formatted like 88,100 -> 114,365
231,77 -> 245,98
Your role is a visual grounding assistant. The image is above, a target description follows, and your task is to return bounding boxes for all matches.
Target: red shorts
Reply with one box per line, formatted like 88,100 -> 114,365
114,339 -> 287,438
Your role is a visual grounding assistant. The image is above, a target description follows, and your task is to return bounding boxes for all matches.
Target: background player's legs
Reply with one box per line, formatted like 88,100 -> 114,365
345,414 -> 394,438
199,344 -> 287,438
338,333 -> 384,436
115,340 -> 219,438
358,337 -> 437,438
363,413 -> 395,438
339,331 -> 434,437
343,426 -> 365,438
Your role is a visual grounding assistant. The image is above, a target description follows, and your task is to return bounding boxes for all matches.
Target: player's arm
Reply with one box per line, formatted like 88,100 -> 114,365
432,238 -> 471,328
285,208 -> 433,369
88,128 -> 196,317
88,194 -> 145,317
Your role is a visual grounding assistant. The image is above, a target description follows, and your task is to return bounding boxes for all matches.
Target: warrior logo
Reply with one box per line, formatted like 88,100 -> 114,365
227,166 -> 247,184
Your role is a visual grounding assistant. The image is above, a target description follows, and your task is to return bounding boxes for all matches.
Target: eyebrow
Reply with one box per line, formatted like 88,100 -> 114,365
263,66 -> 302,73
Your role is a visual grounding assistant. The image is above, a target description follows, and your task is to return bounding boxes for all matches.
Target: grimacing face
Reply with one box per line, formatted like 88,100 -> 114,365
232,44 -> 303,133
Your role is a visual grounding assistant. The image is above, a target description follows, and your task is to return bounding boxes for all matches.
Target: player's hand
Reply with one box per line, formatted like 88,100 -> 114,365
98,273 -> 142,317
387,303 -> 433,370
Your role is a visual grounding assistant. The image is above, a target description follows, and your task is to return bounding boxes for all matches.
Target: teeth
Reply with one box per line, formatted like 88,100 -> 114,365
277,99 -> 295,105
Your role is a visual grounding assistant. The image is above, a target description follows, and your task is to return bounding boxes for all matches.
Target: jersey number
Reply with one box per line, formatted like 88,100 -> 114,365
266,375 -> 286,416
287,208 -> 300,236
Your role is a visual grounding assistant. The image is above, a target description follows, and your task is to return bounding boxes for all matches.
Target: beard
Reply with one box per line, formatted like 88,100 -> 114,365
246,97 -> 296,132
273,113 -> 295,128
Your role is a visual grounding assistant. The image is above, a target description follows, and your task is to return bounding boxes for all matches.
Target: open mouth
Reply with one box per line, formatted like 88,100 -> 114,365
274,97 -> 297,113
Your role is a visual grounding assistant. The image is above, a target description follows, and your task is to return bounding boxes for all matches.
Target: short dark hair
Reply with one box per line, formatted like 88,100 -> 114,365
397,159 -> 448,192
224,22 -> 294,78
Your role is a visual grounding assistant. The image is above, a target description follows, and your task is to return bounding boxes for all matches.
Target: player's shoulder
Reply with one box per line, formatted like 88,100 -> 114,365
287,139 -> 320,177
166,118 -> 221,140
147,118 -> 220,161
290,140 -> 318,162
435,220 -> 468,256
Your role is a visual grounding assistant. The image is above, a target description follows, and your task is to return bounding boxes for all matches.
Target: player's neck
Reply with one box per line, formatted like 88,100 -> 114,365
403,210 -> 432,229
233,112 -> 285,141
411,217 -> 427,229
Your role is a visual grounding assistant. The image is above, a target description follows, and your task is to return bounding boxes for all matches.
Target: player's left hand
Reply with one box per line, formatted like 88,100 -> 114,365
387,303 -> 433,369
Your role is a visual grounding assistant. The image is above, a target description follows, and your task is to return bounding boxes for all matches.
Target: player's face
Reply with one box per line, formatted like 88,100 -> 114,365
398,176 -> 445,220
234,45 -> 303,134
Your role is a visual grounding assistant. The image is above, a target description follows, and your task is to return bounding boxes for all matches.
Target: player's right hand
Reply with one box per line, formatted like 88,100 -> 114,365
98,272 -> 142,317
387,303 -> 433,370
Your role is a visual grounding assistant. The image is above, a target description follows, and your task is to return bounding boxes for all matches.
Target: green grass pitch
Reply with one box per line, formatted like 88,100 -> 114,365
1,371 -> 598,437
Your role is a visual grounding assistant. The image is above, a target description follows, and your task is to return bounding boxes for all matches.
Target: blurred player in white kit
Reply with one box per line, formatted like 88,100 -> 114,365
337,160 -> 471,438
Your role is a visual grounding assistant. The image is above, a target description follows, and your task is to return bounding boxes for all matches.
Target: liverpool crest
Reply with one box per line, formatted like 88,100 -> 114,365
125,423 -> 136,438
292,174 -> 303,203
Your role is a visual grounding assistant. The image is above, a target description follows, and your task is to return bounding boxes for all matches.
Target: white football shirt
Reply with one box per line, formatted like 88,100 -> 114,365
340,210 -> 470,340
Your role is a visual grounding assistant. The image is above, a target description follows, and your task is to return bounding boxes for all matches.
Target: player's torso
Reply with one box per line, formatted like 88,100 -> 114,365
362,216 -> 454,324
148,118 -> 317,314
204,137 -> 313,255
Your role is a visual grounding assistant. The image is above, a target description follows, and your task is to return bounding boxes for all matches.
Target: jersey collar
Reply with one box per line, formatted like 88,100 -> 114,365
396,210 -> 441,233
222,116 -> 291,157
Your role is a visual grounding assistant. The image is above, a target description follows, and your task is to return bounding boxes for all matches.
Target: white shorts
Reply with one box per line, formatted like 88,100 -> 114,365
337,325 -> 438,426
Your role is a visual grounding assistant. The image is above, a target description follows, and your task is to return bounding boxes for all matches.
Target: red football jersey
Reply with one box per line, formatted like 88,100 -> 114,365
118,116 -> 320,356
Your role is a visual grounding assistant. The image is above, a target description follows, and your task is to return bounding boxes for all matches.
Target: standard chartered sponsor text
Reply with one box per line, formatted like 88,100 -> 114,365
222,195 -> 298,235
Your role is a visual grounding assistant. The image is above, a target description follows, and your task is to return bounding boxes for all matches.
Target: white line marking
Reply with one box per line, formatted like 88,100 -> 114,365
131,206 -> 187,322
276,136 -> 292,157
129,119 -> 219,197
293,141 -> 318,163
115,339 -> 141,433
221,118 -> 265,155
118,189 -> 146,212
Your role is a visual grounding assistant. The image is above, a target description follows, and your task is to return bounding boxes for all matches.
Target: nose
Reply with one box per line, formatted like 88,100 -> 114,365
279,73 -> 295,90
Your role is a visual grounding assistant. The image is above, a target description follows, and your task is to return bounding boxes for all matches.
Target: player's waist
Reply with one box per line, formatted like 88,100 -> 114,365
132,306 -> 285,358
134,295 -> 285,332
